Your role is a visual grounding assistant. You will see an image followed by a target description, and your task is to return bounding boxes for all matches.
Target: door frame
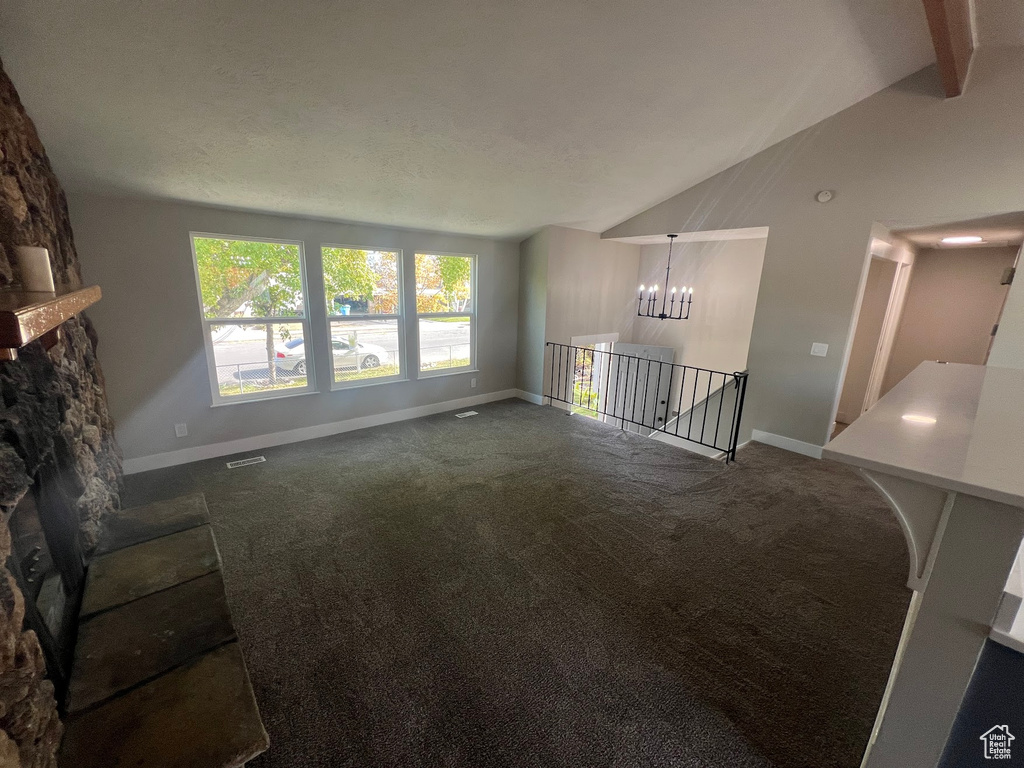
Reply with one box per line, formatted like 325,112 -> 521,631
830,233 -> 915,437
862,259 -> 913,413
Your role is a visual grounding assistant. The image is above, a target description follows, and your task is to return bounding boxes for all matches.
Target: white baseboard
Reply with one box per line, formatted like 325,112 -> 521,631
750,429 -> 823,459
515,389 -> 545,405
649,431 -> 725,459
124,388 -> 522,474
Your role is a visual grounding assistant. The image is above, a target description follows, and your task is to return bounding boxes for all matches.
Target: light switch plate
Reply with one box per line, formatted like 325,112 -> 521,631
174,423 -> 188,437
810,343 -> 828,357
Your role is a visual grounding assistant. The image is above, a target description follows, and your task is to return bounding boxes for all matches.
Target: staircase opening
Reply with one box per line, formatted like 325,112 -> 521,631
545,341 -> 748,462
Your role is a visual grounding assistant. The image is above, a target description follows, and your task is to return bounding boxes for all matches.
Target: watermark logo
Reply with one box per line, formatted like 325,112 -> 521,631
980,725 -> 1015,760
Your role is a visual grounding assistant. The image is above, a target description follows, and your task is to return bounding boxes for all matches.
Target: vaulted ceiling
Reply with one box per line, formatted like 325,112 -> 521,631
0,0 -> 940,238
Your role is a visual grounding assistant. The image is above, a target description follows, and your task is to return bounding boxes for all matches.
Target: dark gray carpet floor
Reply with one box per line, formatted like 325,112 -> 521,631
123,399 -> 911,768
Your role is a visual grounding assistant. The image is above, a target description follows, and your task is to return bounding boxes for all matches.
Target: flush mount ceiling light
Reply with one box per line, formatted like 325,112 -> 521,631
637,234 -> 693,321
940,236 -> 984,244
902,413 -> 937,424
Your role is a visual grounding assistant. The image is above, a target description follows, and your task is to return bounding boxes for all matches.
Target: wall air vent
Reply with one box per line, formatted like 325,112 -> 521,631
226,456 -> 266,469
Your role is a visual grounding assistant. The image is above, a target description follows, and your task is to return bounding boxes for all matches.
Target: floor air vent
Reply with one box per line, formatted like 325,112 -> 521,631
226,456 -> 266,469
455,411 -> 478,418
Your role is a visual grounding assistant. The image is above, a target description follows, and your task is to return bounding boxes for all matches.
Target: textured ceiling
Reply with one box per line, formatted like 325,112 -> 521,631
0,0 -> 936,239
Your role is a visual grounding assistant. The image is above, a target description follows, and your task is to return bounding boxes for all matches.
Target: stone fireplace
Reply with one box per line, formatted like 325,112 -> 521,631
8,460 -> 89,694
0,58 -> 122,766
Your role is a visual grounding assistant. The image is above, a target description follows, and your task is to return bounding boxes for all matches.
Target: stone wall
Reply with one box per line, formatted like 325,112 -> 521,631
0,59 -> 122,767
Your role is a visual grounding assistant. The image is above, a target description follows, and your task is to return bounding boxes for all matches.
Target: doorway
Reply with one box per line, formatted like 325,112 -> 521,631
879,244 -> 1017,393
834,215 -> 1023,440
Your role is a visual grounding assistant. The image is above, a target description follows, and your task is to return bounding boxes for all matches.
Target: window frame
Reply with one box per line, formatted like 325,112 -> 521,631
321,244 -> 408,391
189,232 -> 315,406
414,251 -> 478,378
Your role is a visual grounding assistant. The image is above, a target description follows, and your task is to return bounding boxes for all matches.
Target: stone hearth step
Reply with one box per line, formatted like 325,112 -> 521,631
61,494 -> 268,765
60,641 -> 269,768
80,524 -> 221,618
95,492 -> 210,555
67,571 -> 237,713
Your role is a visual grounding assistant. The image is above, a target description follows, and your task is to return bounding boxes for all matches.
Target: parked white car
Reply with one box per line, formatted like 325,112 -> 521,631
275,337 -> 389,375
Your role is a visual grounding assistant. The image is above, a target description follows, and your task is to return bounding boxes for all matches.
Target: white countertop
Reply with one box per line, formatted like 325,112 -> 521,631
823,362 -> 1024,508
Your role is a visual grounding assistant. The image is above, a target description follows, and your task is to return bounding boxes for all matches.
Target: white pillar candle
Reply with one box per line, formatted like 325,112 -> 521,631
14,246 -> 55,292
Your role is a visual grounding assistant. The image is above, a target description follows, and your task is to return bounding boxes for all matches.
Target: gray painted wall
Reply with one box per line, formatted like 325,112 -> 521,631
516,226 -> 640,397
604,49 -> 1024,447
70,194 -> 520,461
633,237 -> 766,374
544,226 -> 639,349
515,228 -> 549,395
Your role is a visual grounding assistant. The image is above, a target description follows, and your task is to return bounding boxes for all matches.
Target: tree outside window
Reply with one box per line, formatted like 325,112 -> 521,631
192,235 -> 311,401
323,247 -> 405,387
415,253 -> 475,374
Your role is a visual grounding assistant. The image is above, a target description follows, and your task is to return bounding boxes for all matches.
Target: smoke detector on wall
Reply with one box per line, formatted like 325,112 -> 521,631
815,190 -> 834,203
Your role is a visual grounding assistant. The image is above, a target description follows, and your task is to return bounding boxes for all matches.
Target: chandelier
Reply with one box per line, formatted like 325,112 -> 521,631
637,234 -> 693,320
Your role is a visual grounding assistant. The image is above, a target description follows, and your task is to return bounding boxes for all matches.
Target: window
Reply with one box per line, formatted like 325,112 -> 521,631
322,246 -> 405,388
415,253 -> 475,375
190,234 -> 312,404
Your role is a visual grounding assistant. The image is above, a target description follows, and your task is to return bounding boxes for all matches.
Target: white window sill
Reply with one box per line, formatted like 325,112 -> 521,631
210,387 -> 318,407
416,368 -> 479,380
330,375 -> 409,392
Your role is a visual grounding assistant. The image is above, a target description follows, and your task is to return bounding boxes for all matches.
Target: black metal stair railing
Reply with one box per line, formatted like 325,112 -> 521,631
544,341 -> 749,462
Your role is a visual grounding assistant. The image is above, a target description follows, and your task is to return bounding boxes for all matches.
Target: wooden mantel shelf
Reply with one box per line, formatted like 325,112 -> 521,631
0,285 -> 102,360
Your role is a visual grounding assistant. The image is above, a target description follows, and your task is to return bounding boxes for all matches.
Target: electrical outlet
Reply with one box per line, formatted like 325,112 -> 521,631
470,377 -> 477,388
174,423 -> 188,438
810,343 -> 828,357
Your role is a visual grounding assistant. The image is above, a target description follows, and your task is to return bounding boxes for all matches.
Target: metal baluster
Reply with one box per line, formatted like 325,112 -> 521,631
589,350 -> 598,411
654,360 -> 665,432
731,373 -> 748,462
548,343 -> 555,405
640,358 -> 652,432
663,362 -> 675,435
600,348 -> 610,420
700,369 -> 713,444
714,371 -> 726,450
689,369 -> 699,439
616,354 -> 624,429
561,342 -> 569,403
627,357 -> 636,430
675,366 -> 686,436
